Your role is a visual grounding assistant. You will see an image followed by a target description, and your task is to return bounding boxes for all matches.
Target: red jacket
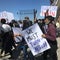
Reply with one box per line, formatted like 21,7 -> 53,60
44,23 -> 56,41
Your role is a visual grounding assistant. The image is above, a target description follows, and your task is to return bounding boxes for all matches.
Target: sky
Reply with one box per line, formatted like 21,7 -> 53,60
0,0 -> 50,20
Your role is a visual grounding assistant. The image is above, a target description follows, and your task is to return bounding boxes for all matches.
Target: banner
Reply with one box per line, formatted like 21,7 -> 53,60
22,23 -> 50,56
0,11 -> 14,23
40,6 -> 58,17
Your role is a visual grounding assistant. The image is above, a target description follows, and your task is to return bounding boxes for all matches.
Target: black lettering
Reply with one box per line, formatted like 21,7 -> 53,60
26,36 -> 32,42
26,28 -> 33,34
35,32 -> 38,37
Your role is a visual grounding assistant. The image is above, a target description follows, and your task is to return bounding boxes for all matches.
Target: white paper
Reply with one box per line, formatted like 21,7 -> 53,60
40,6 -> 58,17
22,23 -> 51,56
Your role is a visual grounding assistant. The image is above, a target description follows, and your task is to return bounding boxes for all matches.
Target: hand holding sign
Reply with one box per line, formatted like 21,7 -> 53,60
42,34 -> 46,38
22,23 -> 50,56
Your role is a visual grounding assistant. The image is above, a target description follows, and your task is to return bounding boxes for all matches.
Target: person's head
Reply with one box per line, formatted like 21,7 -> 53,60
11,20 -> 17,24
10,20 -> 19,27
44,16 -> 54,24
1,18 -> 6,24
18,20 -> 23,24
38,19 -> 43,23
24,16 -> 29,21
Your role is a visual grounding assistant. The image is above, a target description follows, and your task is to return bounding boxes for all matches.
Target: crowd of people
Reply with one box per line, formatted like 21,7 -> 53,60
0,15 -> 60,60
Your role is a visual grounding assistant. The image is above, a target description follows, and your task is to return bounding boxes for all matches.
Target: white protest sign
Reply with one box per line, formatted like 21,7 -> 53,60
22,23 -> 50,56
12,27 -> 22,42
40,6 -> 58,17
0,11 -> 14,23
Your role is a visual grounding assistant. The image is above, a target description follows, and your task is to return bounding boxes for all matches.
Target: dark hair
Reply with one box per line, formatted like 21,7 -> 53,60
45,16 -> 54,23
11,20 -> 17,24
1,19 -> 6,24
24,16 -> 29,20
18,20 -> 22,24
9,22 -> 13,27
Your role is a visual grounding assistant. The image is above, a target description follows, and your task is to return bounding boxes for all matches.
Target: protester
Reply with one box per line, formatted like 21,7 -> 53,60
0,19 -> 16,58
42,16 -> 58,60
38,19 -> 45,33
0,16 -> 58,60
18,20 -> 23,30
10,19 -> 20,27
23,16 -> 32,30
56,16 -> 60,37
21,16 -> 34,60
